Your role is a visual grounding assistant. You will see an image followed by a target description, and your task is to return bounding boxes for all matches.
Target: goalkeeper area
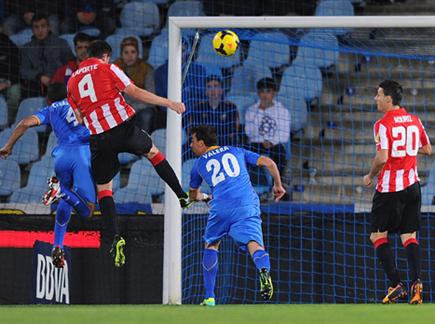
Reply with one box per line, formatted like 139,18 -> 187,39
2,304 -> 435,323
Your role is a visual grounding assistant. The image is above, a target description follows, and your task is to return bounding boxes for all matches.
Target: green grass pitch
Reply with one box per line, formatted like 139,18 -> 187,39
1,304 -> 435,324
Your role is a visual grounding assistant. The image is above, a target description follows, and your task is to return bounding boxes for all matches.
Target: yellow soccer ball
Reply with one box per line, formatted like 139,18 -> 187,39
212,30 -> 240,57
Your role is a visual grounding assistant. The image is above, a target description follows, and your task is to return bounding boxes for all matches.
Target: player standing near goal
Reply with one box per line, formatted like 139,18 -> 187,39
363,80 -> 431,304
67,40 -> 191,267
188,125 -> 286,306
0,83 -> 96,268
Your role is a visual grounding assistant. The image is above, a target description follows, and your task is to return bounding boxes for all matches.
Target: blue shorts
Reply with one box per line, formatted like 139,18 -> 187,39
52,144 -> 96,204
204,204 -> 264,251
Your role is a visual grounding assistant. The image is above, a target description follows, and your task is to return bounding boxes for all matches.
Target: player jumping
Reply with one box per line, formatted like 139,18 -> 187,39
363,80 -> 432,304
188,125 -> 286,306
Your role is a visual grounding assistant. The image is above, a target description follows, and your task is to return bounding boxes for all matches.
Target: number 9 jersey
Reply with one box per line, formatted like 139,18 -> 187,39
66,58 -> 135,135
190,146 -> 261,211
374,108 -> 430,193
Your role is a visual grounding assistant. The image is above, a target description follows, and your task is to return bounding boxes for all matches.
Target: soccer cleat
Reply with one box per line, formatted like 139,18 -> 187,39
409,279 -> 423,305
382,282 -> 407,304
109,234 -> 126,267
200,297 -> 216,307
42,176 -> 63,206
259,268 -> 274,300
179,192 -> 194,209
51,245 -> 65,268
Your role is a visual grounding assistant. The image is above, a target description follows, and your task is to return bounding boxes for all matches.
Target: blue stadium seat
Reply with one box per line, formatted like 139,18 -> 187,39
196,33 -> 241,68
0,127 -> 39,165
0,96 -> 7,129
9,160 -> 55,203
275,94 -> 308,133
148,30 -> 168,69
280,58 -> 323,103
226,95 -> 257,125
118,2 -> 160,37
228,65 -> 272,98
0,159 -> 21,196
9,28 -> 32,47
422,162 -> 435,205
151,128 -> 166,154
15,97 -> 48,133
166,1 -> 205,38
113,159 -> 164,203
131,0 -> 169,4
244,32 -> 290,69
118,152 -> 139,165
59,33 -> 76,56
106,34 -> 144,63
315,0 -> 354,35
296,31 -> 339,69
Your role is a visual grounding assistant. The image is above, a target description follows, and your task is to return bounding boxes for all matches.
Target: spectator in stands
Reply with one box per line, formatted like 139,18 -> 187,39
51,32 -> 92,85
185,75 -> 239,148
114,36 -> 155,133
59,0 -> 116,39
0,29 -> 21,123
245,78 -> 290,175
20,14 -> 74,98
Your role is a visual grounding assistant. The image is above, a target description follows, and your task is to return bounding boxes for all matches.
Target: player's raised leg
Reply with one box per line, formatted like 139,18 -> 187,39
371,232 -> 406,303
146,145 -> 191,208
401,233 -> 423,304
200,242 -> 219,307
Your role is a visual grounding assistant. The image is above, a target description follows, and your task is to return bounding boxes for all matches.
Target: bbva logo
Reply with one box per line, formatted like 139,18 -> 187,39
35,254 -> 70,304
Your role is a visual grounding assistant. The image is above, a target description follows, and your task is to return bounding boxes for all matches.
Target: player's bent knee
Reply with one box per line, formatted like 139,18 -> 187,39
401,232 -> 418,246
370,231 -> 388,244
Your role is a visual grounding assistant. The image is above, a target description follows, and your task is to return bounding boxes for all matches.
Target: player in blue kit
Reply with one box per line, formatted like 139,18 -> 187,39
188,125 -> 286,306
0,83 -> 96,268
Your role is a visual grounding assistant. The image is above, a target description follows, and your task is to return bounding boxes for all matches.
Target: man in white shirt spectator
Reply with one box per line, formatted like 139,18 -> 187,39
245,78 -> 290,176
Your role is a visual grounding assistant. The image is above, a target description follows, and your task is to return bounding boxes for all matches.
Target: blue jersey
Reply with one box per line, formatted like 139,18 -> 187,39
34,99 -> 89,148
190,146 -> 260,210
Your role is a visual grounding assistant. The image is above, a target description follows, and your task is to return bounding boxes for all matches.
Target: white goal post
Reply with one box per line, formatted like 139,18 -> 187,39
163,15 -> 435,305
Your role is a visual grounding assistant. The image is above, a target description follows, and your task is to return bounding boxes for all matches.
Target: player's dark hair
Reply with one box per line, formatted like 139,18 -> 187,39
379,80 -> 403,105
31,13 -> 49,25
257,77 -> 277,92
87,40 -> 112,59
205,75 -> 222,85
47,83 -> 67,103
73,32 -> 92,46
191,125 -> 218,147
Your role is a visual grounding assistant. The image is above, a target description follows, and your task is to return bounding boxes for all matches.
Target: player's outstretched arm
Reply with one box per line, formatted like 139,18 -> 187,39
0,115 -> 39,158
257,156 -> 286,201
419,144 -> 432,156
123,84 -> 185,114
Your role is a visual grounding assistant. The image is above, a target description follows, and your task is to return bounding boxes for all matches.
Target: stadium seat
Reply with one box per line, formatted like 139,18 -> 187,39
118,152 -> 139,165
148,30 -> 169,69
315,0 -> 354,35
0,159 -> 21,196
9,160 -> 55,203
226,95 -> 257,125
9,28 -> 32,47
118,2 -> 160,37
151,128 -> 166,154
0,127 -> 39,165
280,58 -> 323,103
14,97 -> 48,133
114,159 -> 164,203
244,32 -> 291,69
166,1 -> 205,38
59,33 -> 76,56
275,94 -> 308,133
228,65 -> 273,97
296,31 -> 339,69
196,33 -> 241,68
422,162 -> 435,205
106,34 -> 144,63
0,96 -> 8,129
131,0 -> 169,4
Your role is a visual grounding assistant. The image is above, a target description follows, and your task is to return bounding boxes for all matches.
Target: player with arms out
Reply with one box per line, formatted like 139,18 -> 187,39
363,80 -> 431,304
0,83 -> 96,268
188,125 -> 286,306
67,40 -> 191,267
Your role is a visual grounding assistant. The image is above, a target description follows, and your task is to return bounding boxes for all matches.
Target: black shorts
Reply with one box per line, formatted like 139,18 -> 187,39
370,182 -> 421,234
89,116 -> 153,184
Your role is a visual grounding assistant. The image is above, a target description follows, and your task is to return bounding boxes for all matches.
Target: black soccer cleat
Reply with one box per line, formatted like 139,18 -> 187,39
51,245 -> 65,268
179,192 -> 194,209
259,268 -> 274,300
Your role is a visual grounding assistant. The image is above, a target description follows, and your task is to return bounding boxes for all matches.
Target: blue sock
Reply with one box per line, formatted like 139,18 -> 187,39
60,184 -> 90,218
203,248 -> 218,299
252,249 -> 271,272
54,200 -> 73,248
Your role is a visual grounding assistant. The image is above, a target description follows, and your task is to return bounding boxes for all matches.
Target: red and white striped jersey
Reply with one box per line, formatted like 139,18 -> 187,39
373,108 -> 430,193
67,58 -> 135,135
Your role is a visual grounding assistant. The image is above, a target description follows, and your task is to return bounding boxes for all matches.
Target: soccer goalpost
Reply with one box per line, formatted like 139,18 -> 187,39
164,15 -> 435,305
